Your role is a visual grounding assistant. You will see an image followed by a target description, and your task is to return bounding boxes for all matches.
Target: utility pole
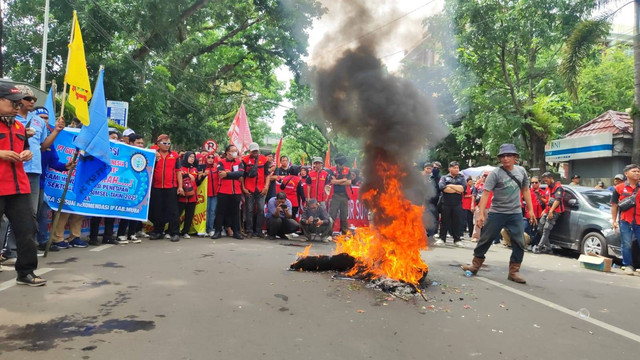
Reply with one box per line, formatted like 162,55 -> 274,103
0,4 -> 4,78
39,0 -> 51,90
633,0 -> 640,163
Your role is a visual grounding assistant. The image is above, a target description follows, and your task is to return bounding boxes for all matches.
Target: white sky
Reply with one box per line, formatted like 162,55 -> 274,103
269,0 -> 636,133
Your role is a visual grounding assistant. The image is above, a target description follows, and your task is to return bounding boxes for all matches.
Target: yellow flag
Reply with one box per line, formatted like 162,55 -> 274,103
65,11 -> 92,125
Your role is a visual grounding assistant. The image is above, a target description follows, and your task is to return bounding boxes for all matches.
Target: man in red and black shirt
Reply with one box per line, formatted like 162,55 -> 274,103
611,164 -> 640,275
535,172 -> 564,254
242,142 -> 271,238
307,157 -> 330,207
0,84 -> 44,286
149,134 -> 183,242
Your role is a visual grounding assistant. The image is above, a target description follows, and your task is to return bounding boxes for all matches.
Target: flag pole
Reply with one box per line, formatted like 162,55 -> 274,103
59,11 -> 77,118
51,80 -> 57,115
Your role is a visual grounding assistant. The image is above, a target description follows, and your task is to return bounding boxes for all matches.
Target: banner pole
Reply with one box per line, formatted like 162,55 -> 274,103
59,11 -> 77,117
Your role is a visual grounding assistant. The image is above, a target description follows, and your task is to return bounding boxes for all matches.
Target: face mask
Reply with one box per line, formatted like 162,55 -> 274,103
230,152 -> 238,158
432,168 -> 440,177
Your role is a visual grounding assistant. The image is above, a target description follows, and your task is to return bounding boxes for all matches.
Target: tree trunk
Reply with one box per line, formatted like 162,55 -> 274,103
633,0 -> 640,163
531,134 -> 547,173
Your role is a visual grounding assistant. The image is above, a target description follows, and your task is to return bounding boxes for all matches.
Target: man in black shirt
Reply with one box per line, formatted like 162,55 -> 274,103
437,161 -> 466,246
328,154 -> 352,235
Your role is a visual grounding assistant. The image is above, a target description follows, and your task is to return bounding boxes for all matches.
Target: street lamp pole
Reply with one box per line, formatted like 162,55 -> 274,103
39,0 -> 50,91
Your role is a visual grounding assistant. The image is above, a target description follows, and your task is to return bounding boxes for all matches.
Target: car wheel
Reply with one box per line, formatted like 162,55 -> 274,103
581,232 -> 608,257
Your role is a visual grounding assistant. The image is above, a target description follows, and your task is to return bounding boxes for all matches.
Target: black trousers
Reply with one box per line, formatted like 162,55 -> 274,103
215,193 -> 241,234
267,217 -> 300,237
439,204 -> 462,242
0,194 -> 38,277
90,217 -> 115,242
150,187 -> 180,236
178,201 -> 196,235
116,219 -> 141,238
463,209 -> 474,236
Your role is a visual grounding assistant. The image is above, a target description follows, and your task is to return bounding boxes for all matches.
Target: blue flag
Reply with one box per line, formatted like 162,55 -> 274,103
44,86 -> 56,131
72,68 -> 111,203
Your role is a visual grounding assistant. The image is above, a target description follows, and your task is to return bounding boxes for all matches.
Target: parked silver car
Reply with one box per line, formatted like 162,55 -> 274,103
547,186 -> 620,259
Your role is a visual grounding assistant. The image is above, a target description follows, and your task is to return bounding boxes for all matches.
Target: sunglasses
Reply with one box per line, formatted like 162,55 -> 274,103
531,181 -> 539,184
159,142 -> 171,146
498,154 -> 516,158
207,156 -> 215,159
23,96 -> 37,102
1,98 -> 23,109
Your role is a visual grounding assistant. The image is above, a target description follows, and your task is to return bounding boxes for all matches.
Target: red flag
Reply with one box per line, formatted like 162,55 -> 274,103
301,154 -> 306,166
227,104 -> 253,153
353,157 -> 357,169
324,141 -> 331,168
275,137 -> 283,168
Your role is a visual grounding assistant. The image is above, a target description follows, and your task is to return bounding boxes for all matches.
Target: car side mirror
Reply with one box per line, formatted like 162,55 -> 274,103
568,199 -> 578,207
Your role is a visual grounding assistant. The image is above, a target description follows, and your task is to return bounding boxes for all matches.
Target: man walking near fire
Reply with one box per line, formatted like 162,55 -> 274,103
462,144 -> 537,284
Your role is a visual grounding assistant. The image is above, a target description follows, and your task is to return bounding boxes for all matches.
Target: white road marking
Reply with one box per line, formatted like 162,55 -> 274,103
89,245 -> 114,252
0,268 -> 55,292
477,276 -> 640,344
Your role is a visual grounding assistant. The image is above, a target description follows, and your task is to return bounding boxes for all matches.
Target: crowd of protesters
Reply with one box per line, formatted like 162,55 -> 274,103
0,88 -> 358,287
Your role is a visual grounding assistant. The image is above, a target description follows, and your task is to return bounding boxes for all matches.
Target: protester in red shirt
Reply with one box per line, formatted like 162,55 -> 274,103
211,144 -> 245,240
242,142 -> 271,238
534,172 -> 565,254
149,134 -> 183,242
178,151 -> 204,239
307,157 -> 330,207
204,151 -> 219,236
528,176 -> 546,221
462,177 -> 474,238
471,171 -> 492,242
0,84 -> 44,286
281,165 -> 305,220
610,164 -> 640,275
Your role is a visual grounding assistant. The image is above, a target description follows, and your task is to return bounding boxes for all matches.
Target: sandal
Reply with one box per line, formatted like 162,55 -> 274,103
16,273 -> 47,287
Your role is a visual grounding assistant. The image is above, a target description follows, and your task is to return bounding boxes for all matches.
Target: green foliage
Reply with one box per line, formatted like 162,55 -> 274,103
3,0 -> 324,150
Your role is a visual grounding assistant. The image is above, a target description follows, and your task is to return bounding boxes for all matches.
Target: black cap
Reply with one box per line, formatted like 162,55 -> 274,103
449,161 -> 459,167
541,172 -> 554,179
335,154 -> 346,165
571,174 -> 580,179
0,83 -> 27,101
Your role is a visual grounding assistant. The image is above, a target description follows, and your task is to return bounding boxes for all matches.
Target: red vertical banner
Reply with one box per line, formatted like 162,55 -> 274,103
274,137 -> 283,168
324,141 -> 331,168
227,104 -> 253,153
331,186 -> 369,231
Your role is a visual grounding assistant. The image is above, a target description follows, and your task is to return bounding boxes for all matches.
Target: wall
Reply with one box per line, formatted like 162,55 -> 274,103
569,156 -> 630,186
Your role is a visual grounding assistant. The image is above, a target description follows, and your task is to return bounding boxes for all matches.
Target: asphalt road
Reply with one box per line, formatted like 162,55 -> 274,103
1,236 -> 638,360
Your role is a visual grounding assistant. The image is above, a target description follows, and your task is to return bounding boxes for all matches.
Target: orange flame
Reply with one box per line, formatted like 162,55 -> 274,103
297,244 -> 312,258
334,161 -> 428,285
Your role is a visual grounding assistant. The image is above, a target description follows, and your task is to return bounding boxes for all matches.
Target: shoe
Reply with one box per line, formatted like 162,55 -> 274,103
148,233 -> 162,240
182,234 -> 191,239
278,234 -> 289,240
207,231 -> 215,237
290,233 -> 299,238
322,236 -> 332,243
455,241 -> 466,248
624,266 -> 635,275
298,237 -> 307,242
0,254 -> 8,264
211,232 -> 222,239
232,234 -> 244,240
2,257 -> 17,265
16,273 -> 47,287
245,232 -> 253,238
434,239 -> 445,246
37,244 -> 60,252
88,239 -> 101,246
137,231 -> 150,238
53,241 -> 69,249
129,235 -> 141,244
116,238 -> 129,244
434,234 -> 441,239
164,234 -> 171,239
170,235 -> 180,242
69,238 -> 89,248
267,235 -> 277,240
507,262 -> 526,284
532,245 -> 540,254
461,256 -> 485,275
103,239 -> 118,245
255,232 -> 266,239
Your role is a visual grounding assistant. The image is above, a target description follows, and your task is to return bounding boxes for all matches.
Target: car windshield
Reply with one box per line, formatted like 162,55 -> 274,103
582,191 -> 612,210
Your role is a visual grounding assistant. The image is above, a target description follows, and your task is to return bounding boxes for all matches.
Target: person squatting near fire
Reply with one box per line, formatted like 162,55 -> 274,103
300,198 -> 333,242
532,172 -> 565,254
148,134 -> 184,242
0,83 -> 45,286
462,144 -> 537,284
610,164 -> 640,275
328,154 -> 352,235
242,142 -> 271,239
436,161 -> 466,247
266,191 -> 300,240
211,145 -> 245,240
